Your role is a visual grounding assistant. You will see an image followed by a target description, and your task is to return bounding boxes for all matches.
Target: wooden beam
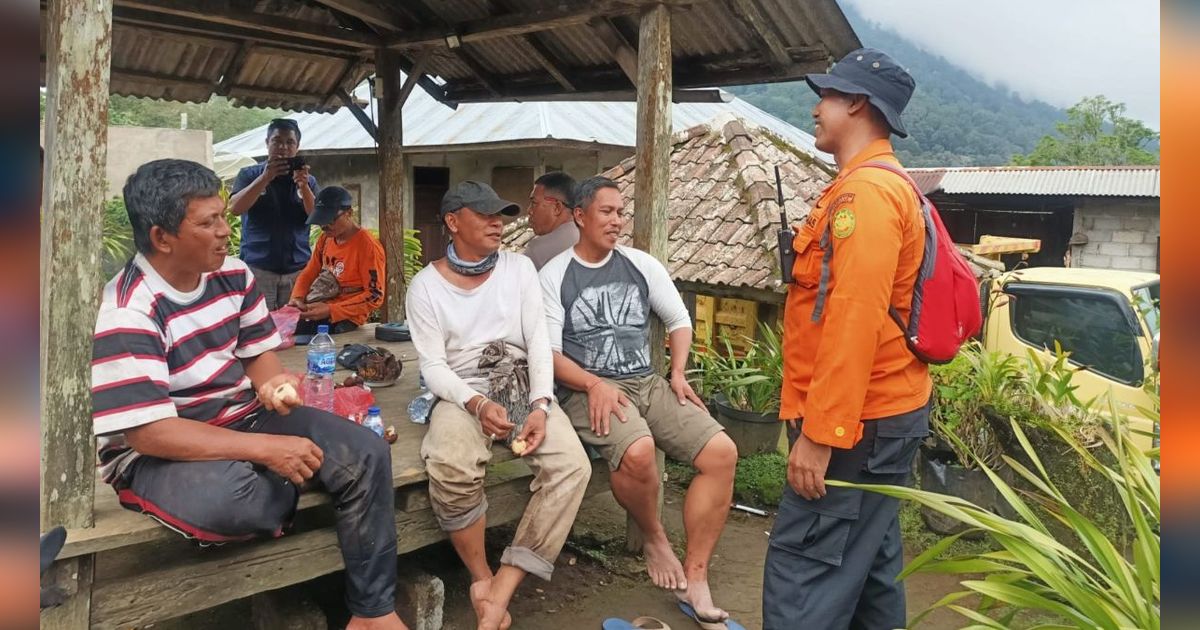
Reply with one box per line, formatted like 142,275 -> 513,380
396,51 -> 431,108
490,0 -> 574,91
226,85 -> 327,105
217,41 -> 253,95
111,67 -> 213,89
337,90 -> 378,140
395,52 -> 457,107
324,57 -> 371,109
589,17 -> 638,85
117,0 -> 380,49
377,47 -> 407,321
385,1 -> 644,49
112,6 -> 363,56
727,0 -> 793,71
449,87 -> 730,104
626,6 -> 672,553
90,461 -> 609,628
41,0 -> 111,627
633,4 -> 672,268
454,46 -> 504,97
674,280 -> 786,305
311,0 -> 405,31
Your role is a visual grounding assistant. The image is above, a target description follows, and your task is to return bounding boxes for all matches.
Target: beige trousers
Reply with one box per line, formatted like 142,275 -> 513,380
420,401 -> 591,580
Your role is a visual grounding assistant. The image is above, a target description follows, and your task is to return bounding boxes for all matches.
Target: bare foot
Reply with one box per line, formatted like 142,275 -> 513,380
642,535 -> 688,590
675,575 -> 728,623
346,611 -> 410,630
469,579 -> 512,630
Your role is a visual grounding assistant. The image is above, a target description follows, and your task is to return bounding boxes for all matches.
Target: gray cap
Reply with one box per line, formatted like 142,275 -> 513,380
805,47 -> 916,138
440,180 -> 520,218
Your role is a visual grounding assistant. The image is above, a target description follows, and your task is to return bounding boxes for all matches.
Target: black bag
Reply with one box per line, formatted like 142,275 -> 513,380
337,344 -> 376,370
375,322 -> 411,342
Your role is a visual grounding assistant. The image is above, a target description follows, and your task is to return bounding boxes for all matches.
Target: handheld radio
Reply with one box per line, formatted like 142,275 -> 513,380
775,166 -> 795,284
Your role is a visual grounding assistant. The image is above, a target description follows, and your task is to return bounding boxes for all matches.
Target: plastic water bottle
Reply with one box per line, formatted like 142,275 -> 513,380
363,406 -> 385,437
302,325 -> 336,412
408,391 -> 436,424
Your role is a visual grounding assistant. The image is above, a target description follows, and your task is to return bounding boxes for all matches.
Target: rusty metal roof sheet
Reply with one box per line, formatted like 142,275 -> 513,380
500,116 -> 835,294
43,0 -> 859,112
909,166 -> 1160,197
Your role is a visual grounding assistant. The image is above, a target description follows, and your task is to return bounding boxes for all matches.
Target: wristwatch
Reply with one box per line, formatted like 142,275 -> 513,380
531,400 -> 551,416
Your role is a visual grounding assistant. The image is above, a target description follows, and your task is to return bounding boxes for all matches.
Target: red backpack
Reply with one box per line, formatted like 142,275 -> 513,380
812,161 -> 981,364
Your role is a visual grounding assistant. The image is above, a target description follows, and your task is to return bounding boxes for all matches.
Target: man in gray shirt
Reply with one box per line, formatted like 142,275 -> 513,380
524,171 -> 579,270
540,176 -> 738,626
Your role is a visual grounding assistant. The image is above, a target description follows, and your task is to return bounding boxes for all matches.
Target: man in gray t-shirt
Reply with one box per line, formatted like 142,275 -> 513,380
524,171 -> 580,270
540,176 -> 738,626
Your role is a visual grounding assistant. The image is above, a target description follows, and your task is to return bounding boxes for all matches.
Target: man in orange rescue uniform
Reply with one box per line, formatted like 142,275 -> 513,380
762,48 -> 932,629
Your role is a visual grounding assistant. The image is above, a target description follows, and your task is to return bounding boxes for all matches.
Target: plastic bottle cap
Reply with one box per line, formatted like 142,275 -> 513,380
317,325 -> 330,334
368,406 -> 381,414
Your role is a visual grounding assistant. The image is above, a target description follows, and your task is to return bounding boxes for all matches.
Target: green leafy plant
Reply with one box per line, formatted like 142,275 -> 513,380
690,324 -> 783,414
102,197 -> 133,262
841,392 -> 1160,629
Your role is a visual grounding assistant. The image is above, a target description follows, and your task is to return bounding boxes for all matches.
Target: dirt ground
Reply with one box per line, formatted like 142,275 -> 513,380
426,486 -> 965,630
155,484 -> 967,630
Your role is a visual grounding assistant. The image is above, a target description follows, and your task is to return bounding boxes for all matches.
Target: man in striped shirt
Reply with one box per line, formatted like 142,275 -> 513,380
92,159 -> 407,630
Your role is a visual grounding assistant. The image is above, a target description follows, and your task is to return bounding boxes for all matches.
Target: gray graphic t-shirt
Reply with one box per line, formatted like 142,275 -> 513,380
540,246 -> 693,380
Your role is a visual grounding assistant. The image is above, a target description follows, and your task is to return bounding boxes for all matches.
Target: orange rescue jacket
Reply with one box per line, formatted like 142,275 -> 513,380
780,139 -> 932,449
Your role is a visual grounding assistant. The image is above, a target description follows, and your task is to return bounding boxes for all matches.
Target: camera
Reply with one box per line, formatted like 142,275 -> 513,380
287,156 -> 306,173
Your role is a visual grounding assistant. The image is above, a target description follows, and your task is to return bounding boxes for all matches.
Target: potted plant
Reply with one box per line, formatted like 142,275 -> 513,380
920,342 -> 1015,536
692,325 -> 785,456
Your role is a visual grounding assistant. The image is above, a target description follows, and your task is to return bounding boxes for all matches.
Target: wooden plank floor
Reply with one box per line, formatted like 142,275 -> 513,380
62,324 -> 519,559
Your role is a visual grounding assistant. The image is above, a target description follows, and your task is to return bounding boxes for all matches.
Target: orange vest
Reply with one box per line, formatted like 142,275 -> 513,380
780,139 -> 932,448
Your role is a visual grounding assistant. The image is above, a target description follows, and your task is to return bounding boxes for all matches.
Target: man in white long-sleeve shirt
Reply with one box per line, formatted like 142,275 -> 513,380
539,176 -> 738,626
407,181 -> 592,630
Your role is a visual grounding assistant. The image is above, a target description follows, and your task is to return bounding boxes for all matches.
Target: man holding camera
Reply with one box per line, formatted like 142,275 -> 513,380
230,118 -> 319,310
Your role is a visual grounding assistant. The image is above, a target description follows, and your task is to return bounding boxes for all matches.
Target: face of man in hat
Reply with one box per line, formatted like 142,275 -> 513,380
445,205 -> 505,258
811,88 -> 874,154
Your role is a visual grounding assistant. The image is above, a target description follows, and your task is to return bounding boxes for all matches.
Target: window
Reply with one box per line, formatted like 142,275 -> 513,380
1133,281 -> 1160,340
1009,287 -> 1143,385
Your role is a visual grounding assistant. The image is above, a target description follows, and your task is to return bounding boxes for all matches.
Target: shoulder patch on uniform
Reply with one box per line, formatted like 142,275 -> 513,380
830,192 -> 856,209
832,207 -> 856,239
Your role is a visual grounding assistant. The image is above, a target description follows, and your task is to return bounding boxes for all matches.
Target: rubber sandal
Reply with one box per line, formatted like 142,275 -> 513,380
677,602 -> 745,630
602,616 -> 672,630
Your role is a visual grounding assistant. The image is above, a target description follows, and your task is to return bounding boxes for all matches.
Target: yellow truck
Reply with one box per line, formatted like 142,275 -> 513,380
982,266 -> 1160,450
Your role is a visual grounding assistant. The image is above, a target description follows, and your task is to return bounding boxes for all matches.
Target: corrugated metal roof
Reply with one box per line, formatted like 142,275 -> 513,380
43,0 -> 859,112
909,166 -> 1160,197
215,80 -> 834,165
500,117 -> 834,294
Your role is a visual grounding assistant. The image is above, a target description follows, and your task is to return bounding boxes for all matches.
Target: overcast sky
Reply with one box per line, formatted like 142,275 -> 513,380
841,0 -> 1160,129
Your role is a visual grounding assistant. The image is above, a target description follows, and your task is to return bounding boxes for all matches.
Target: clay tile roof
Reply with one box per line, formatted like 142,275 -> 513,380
502,114 -> 835,295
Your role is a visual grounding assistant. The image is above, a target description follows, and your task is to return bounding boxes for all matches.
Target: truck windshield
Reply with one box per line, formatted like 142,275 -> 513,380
1133,281 -> 1160,338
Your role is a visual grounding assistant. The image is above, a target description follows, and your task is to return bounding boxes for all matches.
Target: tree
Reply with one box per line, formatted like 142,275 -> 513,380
1011,95 -> 1158,166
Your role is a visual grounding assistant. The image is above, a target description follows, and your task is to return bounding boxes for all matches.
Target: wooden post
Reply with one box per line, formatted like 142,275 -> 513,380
377,47 -> 407,322
627,2 -> 672,553
41,0 -> 112,626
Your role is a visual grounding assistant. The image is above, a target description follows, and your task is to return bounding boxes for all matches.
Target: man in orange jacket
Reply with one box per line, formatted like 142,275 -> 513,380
288,186 -> 386,335
763,48 -> 931,629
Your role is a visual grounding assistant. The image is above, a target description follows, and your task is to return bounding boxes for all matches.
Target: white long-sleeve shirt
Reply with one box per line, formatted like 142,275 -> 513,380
406,252 -> 554,409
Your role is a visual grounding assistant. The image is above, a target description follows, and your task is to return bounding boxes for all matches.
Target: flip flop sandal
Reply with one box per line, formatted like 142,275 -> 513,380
602,617 -> 672,630
677,602 -> 746,630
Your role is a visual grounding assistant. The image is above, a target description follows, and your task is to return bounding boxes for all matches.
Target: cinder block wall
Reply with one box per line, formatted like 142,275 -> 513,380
1070,198 -> 1159,272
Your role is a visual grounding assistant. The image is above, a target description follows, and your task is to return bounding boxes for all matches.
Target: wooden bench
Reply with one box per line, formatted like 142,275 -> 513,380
49,325 -> 613,629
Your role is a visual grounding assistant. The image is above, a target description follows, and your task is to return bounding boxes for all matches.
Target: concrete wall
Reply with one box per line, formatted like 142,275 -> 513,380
1069,197 -> 1160,272
303,146 -> 628,231
106,126 -> 213,199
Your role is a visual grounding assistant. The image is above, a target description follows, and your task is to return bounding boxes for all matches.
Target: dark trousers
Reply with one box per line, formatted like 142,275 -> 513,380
762,401 -> 930,630
116,406 -> 397,618
296,317 -> 359,336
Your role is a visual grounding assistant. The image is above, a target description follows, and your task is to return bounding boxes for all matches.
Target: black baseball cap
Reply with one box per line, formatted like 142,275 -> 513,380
307,186 -> 353,226
440,180 -> 520,218
805,48 -> 916,138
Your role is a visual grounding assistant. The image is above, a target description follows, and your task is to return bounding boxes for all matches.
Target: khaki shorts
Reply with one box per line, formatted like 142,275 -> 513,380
561,374 -> 724,470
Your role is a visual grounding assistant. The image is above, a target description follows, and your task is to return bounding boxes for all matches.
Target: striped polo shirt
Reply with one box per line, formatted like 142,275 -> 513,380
92,254 -> 281,483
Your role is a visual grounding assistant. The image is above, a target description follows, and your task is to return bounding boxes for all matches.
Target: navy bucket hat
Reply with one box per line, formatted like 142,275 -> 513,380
805,48 -> 916,138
